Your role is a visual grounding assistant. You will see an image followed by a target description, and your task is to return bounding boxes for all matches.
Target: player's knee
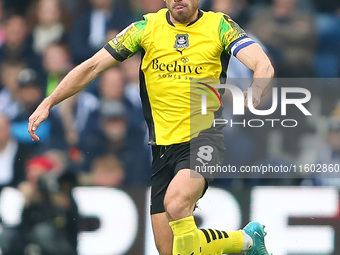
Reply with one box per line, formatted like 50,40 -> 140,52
164,192 -> 191,220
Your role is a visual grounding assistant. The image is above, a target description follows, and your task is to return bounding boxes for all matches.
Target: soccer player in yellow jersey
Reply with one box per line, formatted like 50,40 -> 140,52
28,0 -> 274,254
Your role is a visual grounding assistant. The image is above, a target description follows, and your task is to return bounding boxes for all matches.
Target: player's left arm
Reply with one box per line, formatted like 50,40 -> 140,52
235,43 -> 274,108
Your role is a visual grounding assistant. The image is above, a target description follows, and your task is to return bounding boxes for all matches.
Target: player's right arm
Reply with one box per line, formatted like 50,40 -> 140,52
28,48 -> 119,141
28,18 -> 146,141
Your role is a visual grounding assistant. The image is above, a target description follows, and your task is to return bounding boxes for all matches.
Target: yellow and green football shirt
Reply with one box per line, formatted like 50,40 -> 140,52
104,8 -> 254,145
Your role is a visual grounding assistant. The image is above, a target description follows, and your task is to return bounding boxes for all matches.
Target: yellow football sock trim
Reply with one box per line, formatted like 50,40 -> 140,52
199,229 -> 243,255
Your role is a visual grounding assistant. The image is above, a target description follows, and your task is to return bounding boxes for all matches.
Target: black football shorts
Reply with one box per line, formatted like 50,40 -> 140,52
150,128 -> 226,214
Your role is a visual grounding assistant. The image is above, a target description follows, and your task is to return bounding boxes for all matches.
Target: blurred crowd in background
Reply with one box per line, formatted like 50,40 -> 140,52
0,0 -> 339,254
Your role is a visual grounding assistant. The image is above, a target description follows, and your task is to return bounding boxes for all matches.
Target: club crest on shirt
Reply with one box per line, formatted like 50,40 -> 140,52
174,34 -> 189,49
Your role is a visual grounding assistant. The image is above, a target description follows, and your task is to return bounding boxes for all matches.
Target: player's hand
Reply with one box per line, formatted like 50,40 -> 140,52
28,104 -> 50,141
243,86 -> 262,109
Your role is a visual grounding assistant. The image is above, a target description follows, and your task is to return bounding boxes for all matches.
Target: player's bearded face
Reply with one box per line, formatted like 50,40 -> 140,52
166,0 -> 199,23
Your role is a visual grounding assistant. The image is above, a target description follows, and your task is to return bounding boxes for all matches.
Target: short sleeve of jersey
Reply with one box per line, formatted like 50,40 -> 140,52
104,18 -> 147,61
219,15 -> 255,57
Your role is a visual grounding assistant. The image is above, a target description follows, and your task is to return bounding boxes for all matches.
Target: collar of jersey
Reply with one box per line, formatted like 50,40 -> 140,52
166,9 -> 204,27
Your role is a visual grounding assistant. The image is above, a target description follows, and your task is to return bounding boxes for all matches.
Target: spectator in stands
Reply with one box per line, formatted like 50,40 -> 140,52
16,155 -> 78,255
100,100 -> 127,144
201,0 -> 249,27
98,66 -> 137,121
11,69 -> 45,143
131,0 -> 165,18
0,61 -> 25,120
83,154 -> 125,187
27,0 -> 70,56
69,0 -> 132,64
0,15 -> 42,72
10,68 -> 61,155
43,148 -> 70,173
0,114 -> 27,191
98,67 -> 125,101
98,66 -> 139,127
1,152 -> 79,255
248,0 -> 317,77
52,89 -> 100,171
42,43 -> 73,96
98,100 -> 151,185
